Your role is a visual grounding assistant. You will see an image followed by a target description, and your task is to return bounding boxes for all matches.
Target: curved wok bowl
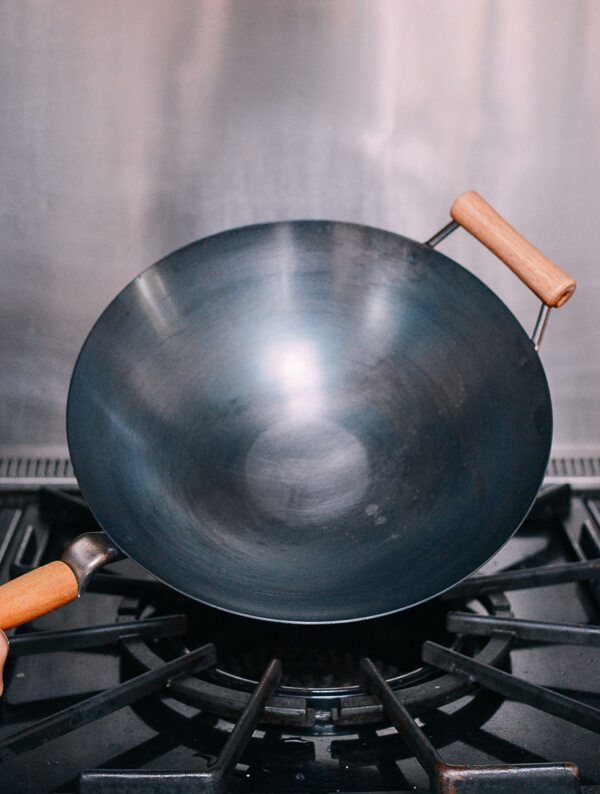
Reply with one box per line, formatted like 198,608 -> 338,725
67,221 -> 552,623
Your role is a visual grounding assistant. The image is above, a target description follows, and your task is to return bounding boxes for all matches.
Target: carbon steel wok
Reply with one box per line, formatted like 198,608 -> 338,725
0,192 -> 576,627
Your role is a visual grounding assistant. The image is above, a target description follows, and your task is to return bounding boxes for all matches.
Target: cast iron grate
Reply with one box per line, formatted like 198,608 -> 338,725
1,485 -> 600,791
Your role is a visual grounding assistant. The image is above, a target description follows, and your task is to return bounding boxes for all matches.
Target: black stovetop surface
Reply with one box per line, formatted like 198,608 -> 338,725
0,484 -> 600,793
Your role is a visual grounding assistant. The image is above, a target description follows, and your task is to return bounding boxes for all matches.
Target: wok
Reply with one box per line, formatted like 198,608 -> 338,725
0,192 -> 575,627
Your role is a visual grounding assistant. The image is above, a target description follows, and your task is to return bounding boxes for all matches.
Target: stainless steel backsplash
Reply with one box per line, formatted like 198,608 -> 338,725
1,0 -> 599,455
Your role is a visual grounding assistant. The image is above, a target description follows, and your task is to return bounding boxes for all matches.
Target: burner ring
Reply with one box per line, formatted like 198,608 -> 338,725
118,590 -> 513,729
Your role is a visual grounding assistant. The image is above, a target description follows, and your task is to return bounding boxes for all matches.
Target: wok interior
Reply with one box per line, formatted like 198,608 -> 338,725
67,222 -> 551,622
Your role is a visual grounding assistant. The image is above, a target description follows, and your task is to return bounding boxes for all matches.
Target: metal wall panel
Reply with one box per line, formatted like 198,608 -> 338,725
1,0 -> 599,455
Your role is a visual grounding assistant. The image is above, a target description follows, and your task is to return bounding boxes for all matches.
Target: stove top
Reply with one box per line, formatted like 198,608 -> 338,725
0,484 -> 600,792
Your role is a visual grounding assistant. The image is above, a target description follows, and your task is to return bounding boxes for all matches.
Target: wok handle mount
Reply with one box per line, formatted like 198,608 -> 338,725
0,533 -> 120,631
427,191 -> 576,349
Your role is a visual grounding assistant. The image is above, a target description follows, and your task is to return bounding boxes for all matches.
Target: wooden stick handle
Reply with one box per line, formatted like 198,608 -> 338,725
450,191 -> 576,308
0,562 -> 79,631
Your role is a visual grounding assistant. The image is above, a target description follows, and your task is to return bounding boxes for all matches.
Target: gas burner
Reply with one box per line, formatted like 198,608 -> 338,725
178,596 -> 453,689
2,483 -> 600,793
118,588 -> 513,730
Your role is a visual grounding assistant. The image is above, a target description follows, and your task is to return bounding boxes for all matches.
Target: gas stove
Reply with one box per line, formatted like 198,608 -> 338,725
0,482 -> 600,792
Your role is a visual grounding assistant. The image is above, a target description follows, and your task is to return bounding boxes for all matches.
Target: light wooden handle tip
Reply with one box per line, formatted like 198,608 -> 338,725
450,191 -> 576,308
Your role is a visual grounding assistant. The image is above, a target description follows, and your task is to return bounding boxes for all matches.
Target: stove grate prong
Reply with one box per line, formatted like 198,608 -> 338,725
360,657 -> 439,775
423,642 -> 600,734
447,612 -> 600,647
444,560 -> 600,599
78,658 -> 282,794
209,657 -> 281,783
361,656 -> 581,793
0,643 -> 216,763
8,615 -> 188,656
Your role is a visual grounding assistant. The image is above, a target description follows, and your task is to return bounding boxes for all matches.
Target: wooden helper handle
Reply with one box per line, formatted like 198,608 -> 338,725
0,562 -> 79,631
450,191 -> 576,308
